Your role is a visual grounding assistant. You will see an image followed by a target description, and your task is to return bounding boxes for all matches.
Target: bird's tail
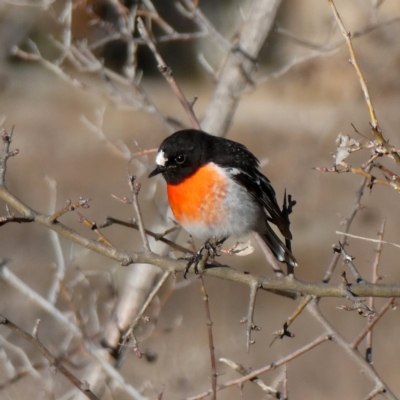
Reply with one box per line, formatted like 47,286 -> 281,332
261,224 -> 297,268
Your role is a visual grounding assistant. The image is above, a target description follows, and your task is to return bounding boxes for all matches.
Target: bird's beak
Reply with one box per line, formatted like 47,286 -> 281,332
148,165 -> 165,178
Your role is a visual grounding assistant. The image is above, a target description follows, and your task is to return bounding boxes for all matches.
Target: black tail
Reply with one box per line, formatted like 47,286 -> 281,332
261,223 -> 297,268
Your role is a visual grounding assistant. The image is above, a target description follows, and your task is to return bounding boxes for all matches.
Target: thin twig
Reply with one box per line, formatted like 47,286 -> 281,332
219,358 -> 285,399
58,280 -> 90,343
78,214 -> 115,248
328,0 -> 377,128
128,175 -> 151,252
338,270 -> 374,316
55,0 -> 72,66
282,364 -> 288,399
351,297 -> 395,350
0,212 -> 32,227
364,387 -> 386,400
336,231 -> 400,250
0,262 -> 82,338
186,334 -> 331,400
253,232 -> 285,277
137,17 -> 201,130
323,169 -> 371,283
0,127 -> 18,186
337,242 -> 363,283
177,0 -> 231,51
328,0 -> 400,165
244,281 -> 259,351
45,176 -> 67,304
0,315 -> 100,400
199,276 -> 217,400
271,295 -> 313,344
50,198 -> 91,222
365,220 -> 386,362
99,217 -> 189,254
336,162 -> 400,191
119,270 -> 172,352
308,300 -> 396,399
276,16 -> 400,55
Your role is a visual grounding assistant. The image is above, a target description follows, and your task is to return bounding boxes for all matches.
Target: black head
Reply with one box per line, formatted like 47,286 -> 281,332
148,129 -> 260,184
148,130 -> 210,184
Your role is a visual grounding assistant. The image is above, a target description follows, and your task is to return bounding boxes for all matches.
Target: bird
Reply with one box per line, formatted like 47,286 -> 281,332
148,129 -> 297,276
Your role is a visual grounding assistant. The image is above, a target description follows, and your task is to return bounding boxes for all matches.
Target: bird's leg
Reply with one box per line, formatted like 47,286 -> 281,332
205,236 -> 227,260
182,237 -> 227,279
183,244 -> 206,279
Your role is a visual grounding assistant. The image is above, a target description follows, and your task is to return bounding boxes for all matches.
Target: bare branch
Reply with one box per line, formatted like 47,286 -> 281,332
336,242 -> 364,283
199,276 -> 217,400
128,175 -> 151,252
202,0 -> 282,136
0,315 -> 100,400
244,281 -> 260,351
336,230 -> 400,250
328,0 -> 400,164
219,358 -> 285,399
308,300 -> 396,399
187,334 -> 331,399
323,170 -> 371,283
137,17 -> 201,130
271,295 -> 313,343
119,270 -> 171,352
351,297 -> 395,350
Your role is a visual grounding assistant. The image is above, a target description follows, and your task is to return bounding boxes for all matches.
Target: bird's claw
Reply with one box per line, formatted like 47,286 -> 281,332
182,251 -> 204,279
181,237 -> 227,279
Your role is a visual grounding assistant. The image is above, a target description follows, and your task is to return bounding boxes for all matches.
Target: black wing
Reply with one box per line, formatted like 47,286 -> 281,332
232,170 -> 292,240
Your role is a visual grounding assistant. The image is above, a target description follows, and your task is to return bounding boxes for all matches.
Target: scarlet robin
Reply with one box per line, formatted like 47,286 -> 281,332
149,129 -> 296,276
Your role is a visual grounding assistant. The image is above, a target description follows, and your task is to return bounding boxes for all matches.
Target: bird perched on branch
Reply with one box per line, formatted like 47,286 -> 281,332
149,129 -> 296,277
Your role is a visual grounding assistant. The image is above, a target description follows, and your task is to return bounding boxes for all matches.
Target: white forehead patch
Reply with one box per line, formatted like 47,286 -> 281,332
155,150 -> 168,166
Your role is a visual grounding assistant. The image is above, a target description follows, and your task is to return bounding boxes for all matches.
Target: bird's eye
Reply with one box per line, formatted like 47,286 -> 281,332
175,154 -> 186,164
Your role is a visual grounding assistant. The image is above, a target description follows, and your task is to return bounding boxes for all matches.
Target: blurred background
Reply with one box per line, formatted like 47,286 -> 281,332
0,0 -> 400,399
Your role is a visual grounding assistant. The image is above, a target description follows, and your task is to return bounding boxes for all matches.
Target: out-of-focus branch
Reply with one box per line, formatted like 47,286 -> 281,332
137,17 -> 201,130
119,270 -> 172,354
0,315 -> 100,400
202,0 -> 282,136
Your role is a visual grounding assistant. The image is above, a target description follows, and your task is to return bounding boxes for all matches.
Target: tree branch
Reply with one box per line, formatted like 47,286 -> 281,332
0,315 -> 100,400
202,0 -> 282,136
